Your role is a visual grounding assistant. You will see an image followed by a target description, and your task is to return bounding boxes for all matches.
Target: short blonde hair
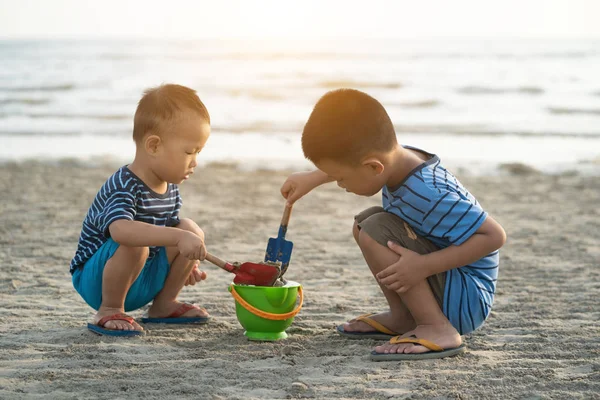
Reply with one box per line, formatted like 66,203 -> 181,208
133,84 -> 210,142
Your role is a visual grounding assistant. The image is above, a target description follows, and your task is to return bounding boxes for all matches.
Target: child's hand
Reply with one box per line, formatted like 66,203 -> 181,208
281,170 -> 331,205
376,241 -> 430,294
185,262 -> 207,286
177,231 -> 207,261
280,172 -> 314,205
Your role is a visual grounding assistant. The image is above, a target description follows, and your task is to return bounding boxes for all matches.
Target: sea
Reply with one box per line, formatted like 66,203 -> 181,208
1,38 -> 599,174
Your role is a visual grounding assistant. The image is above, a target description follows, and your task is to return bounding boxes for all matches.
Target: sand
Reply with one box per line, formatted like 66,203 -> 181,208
0,160 -> 599,399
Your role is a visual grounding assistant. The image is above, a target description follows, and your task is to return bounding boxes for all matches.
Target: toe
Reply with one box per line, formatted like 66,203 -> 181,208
103,320 -> 118,330
374,343 -> 407,354
98,316 -> 143,332
389,344 -> 401,354
407,344 -> 430,354
181,305 -> 209,318
374,343 -> 391,353
131,320 -> 143,331
343,320 -> 369,333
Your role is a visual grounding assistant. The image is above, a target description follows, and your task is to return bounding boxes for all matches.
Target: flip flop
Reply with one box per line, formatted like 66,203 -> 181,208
140,303 -> 210,324
370,335 -> 466,361
87,313 -> 143,337
336,313 -> 399,340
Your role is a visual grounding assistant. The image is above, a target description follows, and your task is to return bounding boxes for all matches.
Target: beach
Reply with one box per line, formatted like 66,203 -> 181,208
0,160 -> 598,399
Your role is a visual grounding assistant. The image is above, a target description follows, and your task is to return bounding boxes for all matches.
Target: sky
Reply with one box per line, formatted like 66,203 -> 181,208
0,0 -> 599,39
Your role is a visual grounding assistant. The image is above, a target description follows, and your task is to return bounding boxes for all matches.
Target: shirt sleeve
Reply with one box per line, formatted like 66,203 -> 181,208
97,191 -> 137,236
421,191 -> 487,245
166,185 -> 182,227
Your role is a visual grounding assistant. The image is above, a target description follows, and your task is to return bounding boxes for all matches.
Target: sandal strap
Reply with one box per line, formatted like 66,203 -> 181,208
354,313 -> 397,336
97,313 -> 135,327
389,336 -> 445,352
168,303 -> 204,318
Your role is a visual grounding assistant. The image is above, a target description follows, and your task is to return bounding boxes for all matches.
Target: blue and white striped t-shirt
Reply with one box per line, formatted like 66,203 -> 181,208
383,146 -> 499,334
70,166 -> 182,274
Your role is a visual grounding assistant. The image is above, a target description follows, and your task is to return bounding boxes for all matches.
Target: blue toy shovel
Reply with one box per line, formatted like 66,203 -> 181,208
265,204 -> 293,278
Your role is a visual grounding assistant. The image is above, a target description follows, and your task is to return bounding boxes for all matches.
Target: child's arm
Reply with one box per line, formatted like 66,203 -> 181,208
377,216 -> 506,293
109,220 -> 207,260
280,170 -> 334,205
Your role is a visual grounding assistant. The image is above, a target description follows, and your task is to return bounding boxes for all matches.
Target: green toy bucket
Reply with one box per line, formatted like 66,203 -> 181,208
228,281 -> 303,341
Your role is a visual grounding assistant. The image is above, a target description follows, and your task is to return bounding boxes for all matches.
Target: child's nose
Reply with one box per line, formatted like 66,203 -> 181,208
190,157 -> 198,168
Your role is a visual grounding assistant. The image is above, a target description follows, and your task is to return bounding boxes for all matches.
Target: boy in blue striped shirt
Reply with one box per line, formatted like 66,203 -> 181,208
281,89 -> 506,360
70,84 -> 212,336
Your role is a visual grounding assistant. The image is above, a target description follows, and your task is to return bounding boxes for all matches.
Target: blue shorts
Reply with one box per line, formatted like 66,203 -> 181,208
72,238 -> 170,312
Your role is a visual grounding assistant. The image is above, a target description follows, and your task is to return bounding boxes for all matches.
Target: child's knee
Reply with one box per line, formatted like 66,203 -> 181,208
357,226 -> 383,251
352,220 -> 360,243
114,244 -> 149,263
175,218 -> 203,236
354,206 -> 386,245
357,213 -> 392,249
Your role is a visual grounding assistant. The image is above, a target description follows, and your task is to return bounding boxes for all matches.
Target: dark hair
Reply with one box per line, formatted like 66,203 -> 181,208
133,84 -> 210,142
301,89 -> 397,165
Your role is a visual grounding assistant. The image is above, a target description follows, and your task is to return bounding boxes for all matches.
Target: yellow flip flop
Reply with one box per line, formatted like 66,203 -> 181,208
370,336 -> 466,361
336,313 -> 399,340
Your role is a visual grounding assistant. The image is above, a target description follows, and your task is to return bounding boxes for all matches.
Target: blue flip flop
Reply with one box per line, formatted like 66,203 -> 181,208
336,313 -> 399,340
87,313 -> 143,337
140,303 -> 210,324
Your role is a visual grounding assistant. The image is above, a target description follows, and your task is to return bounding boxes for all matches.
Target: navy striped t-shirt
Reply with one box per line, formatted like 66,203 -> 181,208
70,166 -> 182,274
383,146 -> 499,334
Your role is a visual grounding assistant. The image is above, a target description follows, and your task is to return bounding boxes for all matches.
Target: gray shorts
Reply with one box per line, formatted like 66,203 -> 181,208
355,206 -> 446,308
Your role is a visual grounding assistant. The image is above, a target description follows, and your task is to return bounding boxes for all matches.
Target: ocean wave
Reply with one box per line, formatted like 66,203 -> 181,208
97,52 -> 361,62
547,107 -> 600,116
89,49 -> 600,62
319,80 -> 402,89
56,49 -> 600,63
218,122 -> 300,134
0,129 -> 82,136
2,131 -> 599,176
393,100 -> 441,108
0,84 -> 75,92
457,86 -> 544,95
0,98 -> 51,105
494,51 -> 598,59
226,89 -> 285,101
0,112 -> 130,120
224,81 -> 403,98
4,124 -> 600,139
391,124 -> 600,138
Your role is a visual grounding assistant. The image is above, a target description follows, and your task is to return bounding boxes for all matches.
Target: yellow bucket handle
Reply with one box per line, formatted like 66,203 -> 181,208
230,285 -> 303,321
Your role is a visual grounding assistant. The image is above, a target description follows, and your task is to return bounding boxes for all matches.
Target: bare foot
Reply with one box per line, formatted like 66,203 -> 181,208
374,323 -> 462,354
342,311 -> 413,335
93,307 -> 143,332
147,301 -> 209,319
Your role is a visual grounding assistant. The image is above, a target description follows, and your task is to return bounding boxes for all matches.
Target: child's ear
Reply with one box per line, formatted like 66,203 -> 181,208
363,158 -> 384,175
145,134 -> 162,155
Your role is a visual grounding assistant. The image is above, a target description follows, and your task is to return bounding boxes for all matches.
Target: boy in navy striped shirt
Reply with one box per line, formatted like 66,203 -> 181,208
281,89 -> 506,360
70,84 -> 211,336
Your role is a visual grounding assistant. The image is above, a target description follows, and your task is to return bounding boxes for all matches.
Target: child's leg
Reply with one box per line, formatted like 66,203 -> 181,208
357,228 -> 461,354
94,245 -> 148,331
147,218 -> 208,318
341,215 -> 416,334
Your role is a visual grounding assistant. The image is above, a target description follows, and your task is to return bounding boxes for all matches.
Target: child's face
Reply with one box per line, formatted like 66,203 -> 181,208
315,158 -> 385,196
152,113 -> 210,184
